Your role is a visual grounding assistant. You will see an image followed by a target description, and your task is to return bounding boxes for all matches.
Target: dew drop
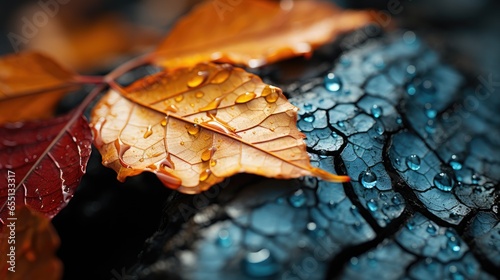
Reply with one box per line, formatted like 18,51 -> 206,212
406,83 -> 417,95
199,97 -> 223,112
359,170 -> 377,189
195,91 -> 204,98
324,73 -> 342,92
471,174 -> 480,184
161,119 -> 167,127
143,125 -> 153,139
187,71 -> 208,88
235,92 -> 257,104
391,195 -> 402,205
367,199 -> 378,211
217,229 -> 232,247
406,65 -> 416,76
303,114 -> 315,123
307,222 -> 317,231
449,154 -> 462,170
303,103 -> 313,112
243,249 -> 277,277
434,172 -> 454,192
337,121 -> 345,128
406,220 -> 415,231
447,236 -> 461,253
264,89 -> 279,103
425,119 -> 436,133
424,103 -> 437,119
210,159 -> 217,167
199,169 -> 211,182
288,189 -> 306,208
426,223 -> 437,235
201,149 -> 212,162
211,68 -> 231,84
187,124 -> 200,136
406,154 -> 421,171
371,105 -> 383,118
175,95 -> 184,102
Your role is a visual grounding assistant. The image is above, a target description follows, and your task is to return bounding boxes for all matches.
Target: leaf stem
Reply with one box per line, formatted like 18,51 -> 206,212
12,83 -> 108,197
104,53 -> 154,83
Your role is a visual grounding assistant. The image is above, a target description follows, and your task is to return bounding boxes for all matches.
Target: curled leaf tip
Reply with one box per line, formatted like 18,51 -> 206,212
310,167 -> 351,183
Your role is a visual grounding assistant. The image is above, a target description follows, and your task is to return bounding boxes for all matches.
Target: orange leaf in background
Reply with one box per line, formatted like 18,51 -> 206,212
0,52 -> 79,124
153,0 -> 374,68
26,14 -> 159,73
0,206 -> 62,280
91,63 -> 349,194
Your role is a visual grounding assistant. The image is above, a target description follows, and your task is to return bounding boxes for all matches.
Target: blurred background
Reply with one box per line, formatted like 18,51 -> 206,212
1,0 -> 499,279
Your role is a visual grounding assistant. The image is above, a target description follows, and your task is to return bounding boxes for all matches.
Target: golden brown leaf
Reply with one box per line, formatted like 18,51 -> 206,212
25,13 -> 159,72
91,63 -> 349,194
0,52 -> 79,124
0,206 -> 62,280
153,0 -> 374,68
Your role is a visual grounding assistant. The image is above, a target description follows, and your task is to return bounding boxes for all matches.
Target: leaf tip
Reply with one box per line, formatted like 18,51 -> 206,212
310,167 -> 350,183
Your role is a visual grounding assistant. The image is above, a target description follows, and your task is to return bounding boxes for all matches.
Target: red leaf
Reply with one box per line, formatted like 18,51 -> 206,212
0,113 -> 92,225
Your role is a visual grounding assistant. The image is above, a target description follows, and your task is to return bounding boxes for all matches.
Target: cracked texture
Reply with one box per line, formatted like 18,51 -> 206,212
129,31 -> 499,280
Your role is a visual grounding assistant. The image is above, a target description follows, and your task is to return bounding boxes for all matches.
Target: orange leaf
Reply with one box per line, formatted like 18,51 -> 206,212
25,14 -> 159,72
0,52 -> 79,124
91,63 -> 349,194
153,0 -> 374,68
0,206 -> 62,280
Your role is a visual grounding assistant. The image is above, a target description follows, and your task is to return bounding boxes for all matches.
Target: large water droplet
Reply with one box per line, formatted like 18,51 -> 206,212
360,170 -> 377,189
434,172 -> 454,192
217,229 -> 232,247
288,189 -> 306,208
199,169 -> 211,182
303,114 -> 315,123
201,149 -> 212,162
449,154 -> 462,170
243,249 -> 278,277
211,68 -> 231,84
187,124 -> 200,136
371,105 -> 383,118
187,71 -> 208,88
324,73 -> 342,92
262,86 -> 280,103
406,154 -> 421,171
367,199 -> 378,211
235,92 -> 256,104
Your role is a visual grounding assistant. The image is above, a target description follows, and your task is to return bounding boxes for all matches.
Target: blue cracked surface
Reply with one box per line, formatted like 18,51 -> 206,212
131,31 -> 499,280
